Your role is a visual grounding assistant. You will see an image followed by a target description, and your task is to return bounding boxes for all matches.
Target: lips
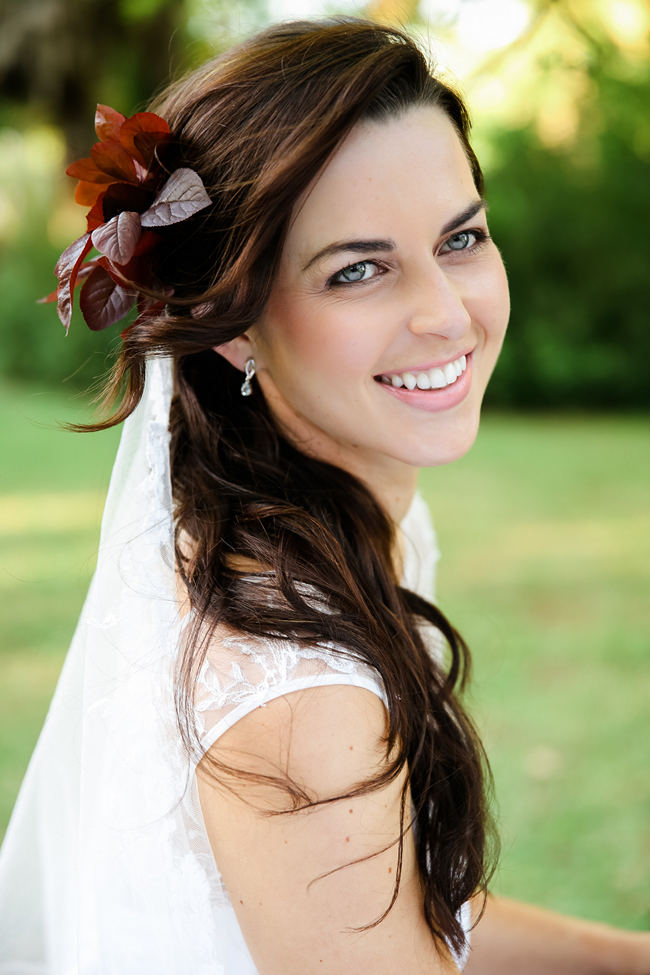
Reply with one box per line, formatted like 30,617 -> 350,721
374,352 -> 473,413
376,353 -> 468,391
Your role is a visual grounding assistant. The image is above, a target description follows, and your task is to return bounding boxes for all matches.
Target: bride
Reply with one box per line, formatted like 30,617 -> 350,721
1,18 -> 647,975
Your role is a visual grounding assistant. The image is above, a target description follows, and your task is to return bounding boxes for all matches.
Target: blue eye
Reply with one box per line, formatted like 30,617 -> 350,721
330,261 -> 379,286
447,231 -> 474,250
442,229 -> 490,253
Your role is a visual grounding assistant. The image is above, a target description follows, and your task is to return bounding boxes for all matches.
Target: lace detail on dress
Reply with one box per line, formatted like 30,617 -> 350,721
195,628 -> 386,754
194,491 -> 444,756
187,514 -> 459,962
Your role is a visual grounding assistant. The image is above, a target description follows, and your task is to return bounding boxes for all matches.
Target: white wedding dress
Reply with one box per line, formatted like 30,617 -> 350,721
0,357 -> 469,974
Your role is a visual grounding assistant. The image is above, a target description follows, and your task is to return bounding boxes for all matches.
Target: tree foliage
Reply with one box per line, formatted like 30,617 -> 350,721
0,0 -> 648,406
485,61 -> 650,407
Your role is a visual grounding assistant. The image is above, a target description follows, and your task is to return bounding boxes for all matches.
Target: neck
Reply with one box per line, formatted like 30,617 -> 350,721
260,386 -> 420,565
353,465 -> 420,582
363,469 -> 419,525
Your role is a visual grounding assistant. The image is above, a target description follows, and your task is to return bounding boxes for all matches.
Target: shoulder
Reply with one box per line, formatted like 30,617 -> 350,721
195,662 -> 454,974
202,679 -> 390,805
193,617 -> 387,756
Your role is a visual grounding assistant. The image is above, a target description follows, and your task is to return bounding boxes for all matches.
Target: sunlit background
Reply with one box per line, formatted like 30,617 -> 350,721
1,0 -> 648,930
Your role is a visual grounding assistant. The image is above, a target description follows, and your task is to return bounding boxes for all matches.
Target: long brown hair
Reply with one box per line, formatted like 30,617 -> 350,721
95,18 -> 497,956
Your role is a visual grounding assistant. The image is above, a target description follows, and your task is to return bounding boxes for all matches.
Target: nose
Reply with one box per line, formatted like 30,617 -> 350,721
405,262 -> 471,341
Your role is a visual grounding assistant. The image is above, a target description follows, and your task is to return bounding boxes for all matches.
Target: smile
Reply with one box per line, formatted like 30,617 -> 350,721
376,353 -> 467,391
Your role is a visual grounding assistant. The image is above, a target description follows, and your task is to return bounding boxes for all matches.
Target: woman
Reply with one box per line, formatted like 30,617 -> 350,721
0,18 -> 647,975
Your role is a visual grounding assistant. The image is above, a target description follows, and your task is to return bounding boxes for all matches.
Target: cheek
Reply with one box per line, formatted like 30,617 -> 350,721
494,262 -> 511,328
265,301 -> 382,385
468,260 -> 510,338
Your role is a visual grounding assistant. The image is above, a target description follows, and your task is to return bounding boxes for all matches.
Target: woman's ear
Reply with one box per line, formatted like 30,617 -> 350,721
213,332 -> 255,372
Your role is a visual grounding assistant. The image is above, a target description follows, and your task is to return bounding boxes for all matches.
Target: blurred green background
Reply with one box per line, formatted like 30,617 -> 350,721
1,0 -> 648,930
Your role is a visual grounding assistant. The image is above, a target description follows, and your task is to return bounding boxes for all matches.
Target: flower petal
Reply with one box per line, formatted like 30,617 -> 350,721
79,264 -> 135,331
66,156 -> 114,184
95,104 -> 126,142
140,168 -> 211,228
85,196 -> 107,232
119,112 -> 170,169
38,261 -> 96,306
91,211 -> 142,266
54,233 -> 93,332
75,181 -> 108,208
101,181 -> 153,221
91,140 -> 137,183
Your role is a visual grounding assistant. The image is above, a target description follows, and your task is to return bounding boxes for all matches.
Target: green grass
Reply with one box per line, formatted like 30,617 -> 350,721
1,385 -> 648,930
420,414 -> 650,929
0,382 -> 121,828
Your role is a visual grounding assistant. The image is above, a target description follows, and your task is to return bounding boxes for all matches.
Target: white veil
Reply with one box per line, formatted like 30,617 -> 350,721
0,356 -> 231,974
0,354 -> 448,974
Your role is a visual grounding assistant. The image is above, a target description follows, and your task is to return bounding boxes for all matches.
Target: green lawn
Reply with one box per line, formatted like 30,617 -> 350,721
1,383 -> 648,930
421,415 -> 650,929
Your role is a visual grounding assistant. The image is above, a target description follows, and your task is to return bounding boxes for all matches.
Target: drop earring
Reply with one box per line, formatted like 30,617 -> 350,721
240,357 -> 256,397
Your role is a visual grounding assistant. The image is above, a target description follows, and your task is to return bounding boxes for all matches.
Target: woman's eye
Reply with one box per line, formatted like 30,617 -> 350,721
441,228 -> 489,254
330,260 -> 379,286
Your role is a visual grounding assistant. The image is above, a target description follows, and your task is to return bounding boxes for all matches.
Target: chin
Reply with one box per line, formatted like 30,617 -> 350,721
396,414 -> 482,469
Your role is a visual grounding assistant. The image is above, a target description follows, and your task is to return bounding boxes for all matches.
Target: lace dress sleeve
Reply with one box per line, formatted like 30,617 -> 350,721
191,496 -> 471,970
195,626 -> 387,755
195,491 -> 440,754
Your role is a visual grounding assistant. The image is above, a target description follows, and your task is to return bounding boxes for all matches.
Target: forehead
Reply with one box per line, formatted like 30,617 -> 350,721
283,106 -> 477,261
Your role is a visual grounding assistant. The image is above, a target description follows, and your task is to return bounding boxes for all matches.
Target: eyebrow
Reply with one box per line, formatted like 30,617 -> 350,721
442,198 -> 488,235
301,198 -> 488,273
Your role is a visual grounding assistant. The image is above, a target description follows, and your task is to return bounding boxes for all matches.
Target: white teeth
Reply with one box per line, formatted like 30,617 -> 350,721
443,362 -> 457,384
429,367 -> 446,389
380,353 -> 468,392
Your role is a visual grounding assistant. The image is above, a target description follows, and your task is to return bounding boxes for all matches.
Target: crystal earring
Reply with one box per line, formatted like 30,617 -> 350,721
240,357 -> 256,397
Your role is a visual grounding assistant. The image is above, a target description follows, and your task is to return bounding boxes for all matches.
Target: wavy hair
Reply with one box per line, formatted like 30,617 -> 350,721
93,18 -> 497,956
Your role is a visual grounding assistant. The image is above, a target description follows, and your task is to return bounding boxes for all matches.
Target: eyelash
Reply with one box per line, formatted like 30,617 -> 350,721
441,227 -> 491,255
326,227 -> 492,288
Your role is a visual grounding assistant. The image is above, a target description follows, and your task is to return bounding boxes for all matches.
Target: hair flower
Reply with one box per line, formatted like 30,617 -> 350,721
41,104 -> 211,333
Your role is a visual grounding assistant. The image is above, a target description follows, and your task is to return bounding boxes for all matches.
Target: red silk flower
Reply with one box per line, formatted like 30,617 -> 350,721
42,104 -> 211,333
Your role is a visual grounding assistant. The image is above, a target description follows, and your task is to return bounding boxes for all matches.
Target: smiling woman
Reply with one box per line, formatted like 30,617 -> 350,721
0,17 -> 648,975
233,107 -> 508,490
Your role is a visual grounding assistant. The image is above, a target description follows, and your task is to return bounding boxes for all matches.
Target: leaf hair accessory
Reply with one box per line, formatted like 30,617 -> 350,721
42,104 -> 211,333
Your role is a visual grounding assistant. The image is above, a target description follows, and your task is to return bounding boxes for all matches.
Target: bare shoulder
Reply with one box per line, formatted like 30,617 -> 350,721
200,682 -> 391,804
197,681 -> 459,975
